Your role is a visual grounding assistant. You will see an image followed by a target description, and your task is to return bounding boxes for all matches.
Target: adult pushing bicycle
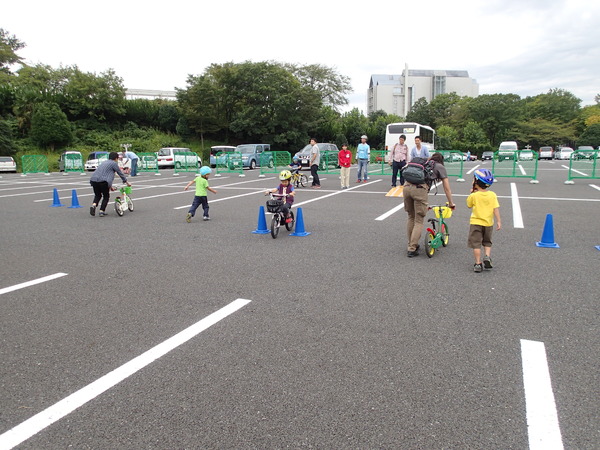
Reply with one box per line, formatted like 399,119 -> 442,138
424,203 -> 454,258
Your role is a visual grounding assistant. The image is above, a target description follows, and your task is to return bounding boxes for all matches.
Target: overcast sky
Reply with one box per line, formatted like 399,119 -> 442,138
3,0 -> 599,112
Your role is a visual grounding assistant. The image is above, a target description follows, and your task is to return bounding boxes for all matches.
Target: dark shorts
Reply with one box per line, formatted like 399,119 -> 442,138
468,224 -> 493,248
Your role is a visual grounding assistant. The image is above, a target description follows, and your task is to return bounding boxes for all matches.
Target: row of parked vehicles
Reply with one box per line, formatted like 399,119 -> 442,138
479,142 -> 599,162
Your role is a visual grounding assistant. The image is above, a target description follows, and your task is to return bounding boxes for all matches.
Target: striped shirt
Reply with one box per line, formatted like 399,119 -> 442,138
90,160 -> 127,187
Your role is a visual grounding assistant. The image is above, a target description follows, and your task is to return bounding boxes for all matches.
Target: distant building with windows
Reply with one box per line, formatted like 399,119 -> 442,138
367,65 -> 478,116
125,89 -> 177,100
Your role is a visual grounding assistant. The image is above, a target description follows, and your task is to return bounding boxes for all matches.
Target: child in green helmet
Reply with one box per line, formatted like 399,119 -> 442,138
184,166 -> 217,222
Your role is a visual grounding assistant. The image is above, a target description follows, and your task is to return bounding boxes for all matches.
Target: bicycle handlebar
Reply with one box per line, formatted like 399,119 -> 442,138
428,202 -> 455,210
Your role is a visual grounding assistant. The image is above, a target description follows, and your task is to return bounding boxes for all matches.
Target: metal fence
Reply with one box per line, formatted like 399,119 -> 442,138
21,155 -> 49,175
63,153 -> 84,174
137,152 -> 160,175
173,151 -> 200,175
318,151 -> 340,174
259,151 -> 289,177
436,150 -> 465,182
491,150 -> 539,183
564,150 -> 599,184
215,151 -> 244,177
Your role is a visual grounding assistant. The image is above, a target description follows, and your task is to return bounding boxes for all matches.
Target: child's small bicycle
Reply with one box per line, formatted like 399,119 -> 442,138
291,170 -> 308,188
424,203 -> 453,258
114,185 -> 134,217
266,193 -> 295,239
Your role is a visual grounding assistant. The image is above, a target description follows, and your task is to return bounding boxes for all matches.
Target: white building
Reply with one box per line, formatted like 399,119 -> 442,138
367,65 -> 479,116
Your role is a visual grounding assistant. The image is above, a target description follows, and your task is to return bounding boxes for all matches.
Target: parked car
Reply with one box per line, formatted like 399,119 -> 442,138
84,151 -> 109,171
59,151 -> 84,171
518,150 -> 534,161
0,156 -> 17,172
156,147 -> 201,169
555,147 -> 574,160
481,151 -> 494,160
574,146 -> 595,159
538,146 -> 554,160
498,141 -> 518,160
294,143 -> 339,168
236,144 -> 271,169
209,145 -> 236,168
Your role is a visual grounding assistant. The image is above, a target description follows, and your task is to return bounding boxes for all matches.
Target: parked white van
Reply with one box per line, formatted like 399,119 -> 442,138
498,141 -> 518,160
156,147 -> 202,169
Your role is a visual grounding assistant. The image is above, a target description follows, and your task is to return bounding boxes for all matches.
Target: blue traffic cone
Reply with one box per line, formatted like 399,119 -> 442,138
50,188 -> 63,207
536,214 -> 559,248
595,246 -> 600,251
251,205 -> 270,234
290,207 -> 311,237
68,189 -> 82,208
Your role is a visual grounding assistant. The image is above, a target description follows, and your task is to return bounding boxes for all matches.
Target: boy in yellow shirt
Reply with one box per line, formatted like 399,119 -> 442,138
467,169 -> 501,273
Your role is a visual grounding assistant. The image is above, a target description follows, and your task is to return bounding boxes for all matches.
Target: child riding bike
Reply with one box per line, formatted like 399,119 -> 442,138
265,170 -> 295,223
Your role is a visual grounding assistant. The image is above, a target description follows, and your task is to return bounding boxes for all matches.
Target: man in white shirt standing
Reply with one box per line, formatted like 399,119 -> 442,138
389,134 -> 408,187
309,138 -> 321,189
410,136 -> 430,160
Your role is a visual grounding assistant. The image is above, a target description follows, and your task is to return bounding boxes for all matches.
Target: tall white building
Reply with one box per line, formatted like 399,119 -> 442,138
367,65 -> 479,116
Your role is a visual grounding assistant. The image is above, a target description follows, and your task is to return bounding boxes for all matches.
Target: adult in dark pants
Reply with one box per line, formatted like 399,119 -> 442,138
389,134 -> 408,187
309,138 -> 321,188
89,152 -> 130,216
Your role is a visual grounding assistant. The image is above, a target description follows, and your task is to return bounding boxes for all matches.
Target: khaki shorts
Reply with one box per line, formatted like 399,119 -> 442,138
468,224 -> 493,248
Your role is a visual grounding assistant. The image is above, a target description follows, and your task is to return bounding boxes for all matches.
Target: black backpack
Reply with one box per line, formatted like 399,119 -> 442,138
402,157 -> 435,187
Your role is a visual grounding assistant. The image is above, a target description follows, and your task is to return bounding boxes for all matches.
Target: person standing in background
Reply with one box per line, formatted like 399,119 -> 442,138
389,134 -> 408,187
338,144 -> 352,189
356,135 -> 370,183
309,138 -> 321,189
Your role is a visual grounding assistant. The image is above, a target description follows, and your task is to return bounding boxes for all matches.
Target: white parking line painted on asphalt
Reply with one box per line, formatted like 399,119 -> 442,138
0,273 -> 68,296
520,339 -> 564,450
518,164 -> 527,175
0,298 -> 252,450
589,184 -> 600,191
511,183 -> 524,228
294,179 -> 381,208
375,203 -> 404,221
466,164 -> 480,175
561,165 -> 588,176
174,189 -> 265,209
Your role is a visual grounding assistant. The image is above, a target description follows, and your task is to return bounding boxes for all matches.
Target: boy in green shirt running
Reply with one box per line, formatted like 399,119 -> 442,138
184,166 -> 217,222
467,169 -> 501,273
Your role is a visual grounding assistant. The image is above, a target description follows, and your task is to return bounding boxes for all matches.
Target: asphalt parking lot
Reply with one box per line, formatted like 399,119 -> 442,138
1,160 -> 599,449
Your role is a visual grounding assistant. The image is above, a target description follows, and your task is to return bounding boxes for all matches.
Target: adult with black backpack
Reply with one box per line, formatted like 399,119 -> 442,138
402,152 -> 455,257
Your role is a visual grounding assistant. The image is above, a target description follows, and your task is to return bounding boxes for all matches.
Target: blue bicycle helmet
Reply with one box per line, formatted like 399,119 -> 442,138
474,168 -> 494,186
293,157 -> 299,163
199,166 -> 211,176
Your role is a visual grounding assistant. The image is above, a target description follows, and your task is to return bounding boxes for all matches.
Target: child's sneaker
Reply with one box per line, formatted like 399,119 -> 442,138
474,263 -> 483,273
203,216 -> 210,221
483,255 -> 493,269
90,205 -> 96,216
186,213 -> 192,223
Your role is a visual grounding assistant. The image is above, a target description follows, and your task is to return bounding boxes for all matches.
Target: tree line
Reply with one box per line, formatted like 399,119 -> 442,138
1,27 -> 599,161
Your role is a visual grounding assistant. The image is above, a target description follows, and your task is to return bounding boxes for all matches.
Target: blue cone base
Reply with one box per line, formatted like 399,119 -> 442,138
595,246 -> 600,251
290,231 -> 311,237
536,241 -> 559,248
252,230 -> 270,234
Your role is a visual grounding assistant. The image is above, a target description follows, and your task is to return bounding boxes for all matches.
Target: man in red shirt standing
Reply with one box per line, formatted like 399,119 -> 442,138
338,144 -> 352,189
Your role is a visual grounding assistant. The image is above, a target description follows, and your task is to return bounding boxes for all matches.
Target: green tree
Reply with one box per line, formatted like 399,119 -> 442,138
405,97 -> 432,125
286,63 -> 352,110
436,125 -> 459,150
0,119 -> 17,155
340,108 -> 369,147
461,121 -> 490,153
158,103 -> 179,133
124,98 -> 160,128
0,28 -> 25,75
428,93 -> 462,129
29,102 -> 72,151
577,123 -> 600,147
525,88 -> 581,123
511,118 -> 576,149
63,67 -> 126,122
465,94 -> 523,145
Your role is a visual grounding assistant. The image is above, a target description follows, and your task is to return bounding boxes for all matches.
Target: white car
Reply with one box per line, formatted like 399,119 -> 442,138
84,151 -> 109,171
555,147 -> 574,160
156,147 -> 201,169
0,156 -> 17,172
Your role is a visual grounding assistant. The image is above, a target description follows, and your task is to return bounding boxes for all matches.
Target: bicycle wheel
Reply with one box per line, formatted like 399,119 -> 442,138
285,210 -> 295,231
127,197 -> 134,212
424,232 -> 436,258
299,174 -> 308,187
115,198 -> 124,216
270,215 -> 280,239
441,222 -> 449,247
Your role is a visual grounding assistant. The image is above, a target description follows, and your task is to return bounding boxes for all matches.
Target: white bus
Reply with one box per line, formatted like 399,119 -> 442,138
384,122 -> 435,162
